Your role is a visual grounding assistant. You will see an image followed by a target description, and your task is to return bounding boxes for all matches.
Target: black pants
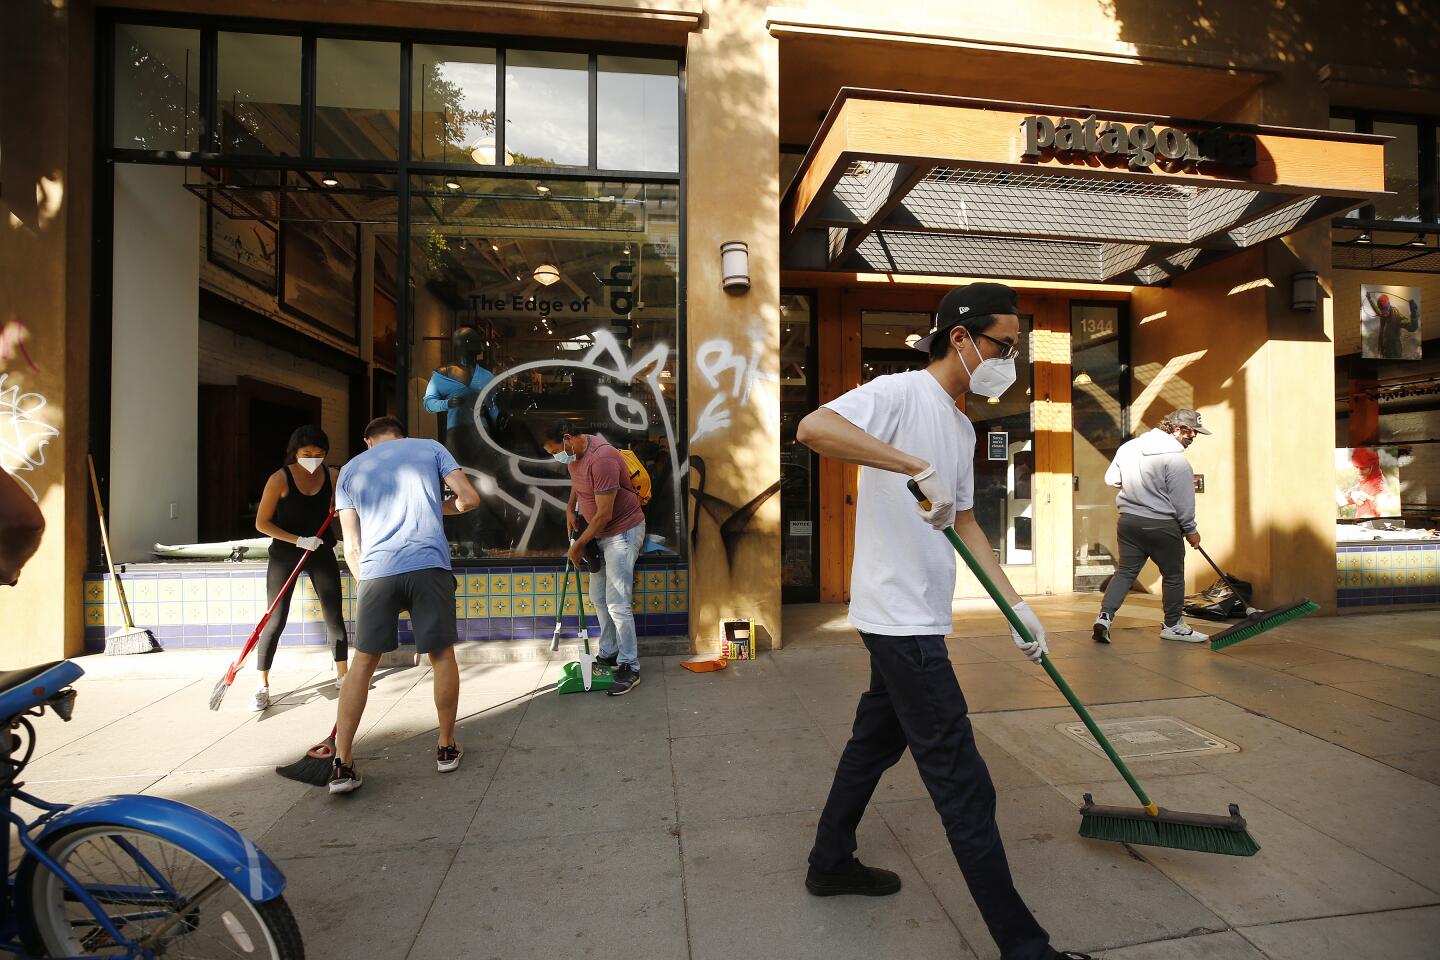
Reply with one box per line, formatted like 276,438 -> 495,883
1101,513 -> 1186,625
810,634 -> 1054,960
257,542 -> 348,672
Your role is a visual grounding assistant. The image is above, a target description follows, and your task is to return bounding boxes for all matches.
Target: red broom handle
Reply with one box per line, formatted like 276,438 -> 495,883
223,511 -> 335,683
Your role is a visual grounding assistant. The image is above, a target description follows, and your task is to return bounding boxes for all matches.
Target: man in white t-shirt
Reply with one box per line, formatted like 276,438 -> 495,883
797,283 -> 1087,960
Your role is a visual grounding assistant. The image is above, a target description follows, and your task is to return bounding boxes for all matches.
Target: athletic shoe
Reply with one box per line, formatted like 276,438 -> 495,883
1056,952 -> 1095,959
328,759 -> 362,795
805,859 -> 901,897
437,743 -> 463,773
251,686 -> 270,712
1160,621 -> 1209,643
608,665 -> 641,696
595,653 -> 619,669
1092,613 -> 1112,645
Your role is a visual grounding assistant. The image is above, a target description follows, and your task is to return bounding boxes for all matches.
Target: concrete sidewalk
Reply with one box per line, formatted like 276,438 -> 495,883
20,595 -> 1440,959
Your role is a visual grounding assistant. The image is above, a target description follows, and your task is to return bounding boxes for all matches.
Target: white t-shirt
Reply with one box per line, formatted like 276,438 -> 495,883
824,370 -> 976,636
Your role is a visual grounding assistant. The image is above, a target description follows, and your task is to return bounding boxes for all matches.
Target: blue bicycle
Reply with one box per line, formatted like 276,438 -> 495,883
0,660 -> 302,958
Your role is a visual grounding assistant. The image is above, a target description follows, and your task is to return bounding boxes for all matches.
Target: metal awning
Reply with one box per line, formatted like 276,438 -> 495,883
782,89 -> 1389,285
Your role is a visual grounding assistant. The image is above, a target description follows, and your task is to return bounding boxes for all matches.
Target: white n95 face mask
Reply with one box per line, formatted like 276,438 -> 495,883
957,345 -> 1018,399
297,457 -> 324,473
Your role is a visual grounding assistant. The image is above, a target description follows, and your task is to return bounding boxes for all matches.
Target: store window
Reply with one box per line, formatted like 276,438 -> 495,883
217,32 -> 302,157
504,51 -> 589,168
407,175 -> 682,559
113,24 -> 200,152
597,57 -> 679,172
1330,110 -> 1439,224
411,44 -> 498,164
315,39 -> 401,161
101,16 -> 682,563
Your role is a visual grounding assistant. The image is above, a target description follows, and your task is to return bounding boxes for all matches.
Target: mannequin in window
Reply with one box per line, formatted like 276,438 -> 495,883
423,325 -> 500,466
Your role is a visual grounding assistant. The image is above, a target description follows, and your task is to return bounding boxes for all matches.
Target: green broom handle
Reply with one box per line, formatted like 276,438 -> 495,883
907,480 -> 1158,815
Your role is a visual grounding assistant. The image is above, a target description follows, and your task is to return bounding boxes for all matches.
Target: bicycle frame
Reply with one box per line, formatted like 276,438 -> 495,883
0,664 -> 287,959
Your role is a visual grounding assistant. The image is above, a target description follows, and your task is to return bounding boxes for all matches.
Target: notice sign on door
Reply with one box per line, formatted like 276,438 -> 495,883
988,432 -> 1009,461
789,521 -> 812,537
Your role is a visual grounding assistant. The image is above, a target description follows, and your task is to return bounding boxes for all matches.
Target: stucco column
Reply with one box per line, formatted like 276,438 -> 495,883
0,0 -> 93,663
683,1 -> 783,651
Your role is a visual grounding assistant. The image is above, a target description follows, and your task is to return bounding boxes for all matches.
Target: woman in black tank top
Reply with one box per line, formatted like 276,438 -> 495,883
252,425 -> 349,711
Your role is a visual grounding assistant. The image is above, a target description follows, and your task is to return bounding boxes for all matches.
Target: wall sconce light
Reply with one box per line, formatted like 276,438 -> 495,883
721,241 -> 750,292
533,264 -> 560,286
1290,270 -> 1319,311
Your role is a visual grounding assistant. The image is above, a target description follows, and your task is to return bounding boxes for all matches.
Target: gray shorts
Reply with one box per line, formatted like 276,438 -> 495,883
355,568 -> 458,656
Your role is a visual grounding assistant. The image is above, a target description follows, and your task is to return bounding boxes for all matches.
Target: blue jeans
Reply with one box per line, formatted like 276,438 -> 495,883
589,522 -> 645,670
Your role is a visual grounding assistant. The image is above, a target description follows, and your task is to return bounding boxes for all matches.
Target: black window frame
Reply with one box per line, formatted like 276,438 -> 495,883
91,8 -> 686,566
1330,107 -> 1439,226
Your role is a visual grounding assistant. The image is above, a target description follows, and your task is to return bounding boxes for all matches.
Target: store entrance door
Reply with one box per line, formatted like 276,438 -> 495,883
820,287 -> 1075,601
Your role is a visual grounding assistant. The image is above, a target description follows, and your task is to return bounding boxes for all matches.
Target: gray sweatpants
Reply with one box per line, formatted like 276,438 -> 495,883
1101,513 -> 1186,625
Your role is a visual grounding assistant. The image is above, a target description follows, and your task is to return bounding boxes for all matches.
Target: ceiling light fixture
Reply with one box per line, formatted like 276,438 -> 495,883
1355,232 -> 1372,244
320,172 -> 339,187
904,333 -> 921,347
986,395 -> 1001,404
1073,370 -> 1093,385
444,177 -> 462,191
535,183 -> 550,195
1409,233 -> 1428,248
533,263 -> 560,286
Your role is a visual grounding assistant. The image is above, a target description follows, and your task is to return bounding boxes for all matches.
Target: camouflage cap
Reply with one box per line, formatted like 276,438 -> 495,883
1161,409 -> 1212,435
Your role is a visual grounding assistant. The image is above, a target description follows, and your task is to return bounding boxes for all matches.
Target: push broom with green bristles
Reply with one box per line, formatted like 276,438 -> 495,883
1189,537 -> 1319,651
908,480 -> 1260,857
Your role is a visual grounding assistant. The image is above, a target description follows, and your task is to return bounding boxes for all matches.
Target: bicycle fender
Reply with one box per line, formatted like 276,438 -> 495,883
27,795 -> 286,903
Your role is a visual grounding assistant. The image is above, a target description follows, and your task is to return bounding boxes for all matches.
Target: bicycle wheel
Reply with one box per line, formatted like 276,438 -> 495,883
25,824 -> 304,959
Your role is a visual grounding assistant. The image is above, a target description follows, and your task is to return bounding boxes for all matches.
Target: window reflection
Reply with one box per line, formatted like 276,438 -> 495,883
1375,121 -> 1420,222
217,32 -> 302,157
504,51 -> 589,168
114,24 -> 200,152
315,39 -> 401,160
411,45 -> 498,164
597,57 -> 679,172
1072,304 -> 1125,590
408,177 -> 682,560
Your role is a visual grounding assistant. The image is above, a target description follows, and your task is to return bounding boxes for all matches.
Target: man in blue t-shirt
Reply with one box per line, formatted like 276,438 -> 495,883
328,416 -> 480,795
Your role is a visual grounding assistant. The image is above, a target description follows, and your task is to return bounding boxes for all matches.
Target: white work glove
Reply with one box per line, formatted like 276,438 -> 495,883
295,536 -> 323,552
910,466 -> 955,530
1009,600 -> 1048,663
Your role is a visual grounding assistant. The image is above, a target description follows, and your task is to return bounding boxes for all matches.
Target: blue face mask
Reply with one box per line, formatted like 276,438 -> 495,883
552,442 -> 576,465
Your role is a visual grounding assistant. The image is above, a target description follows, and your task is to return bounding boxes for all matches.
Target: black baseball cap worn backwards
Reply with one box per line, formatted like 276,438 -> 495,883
912,282 -> 1020,353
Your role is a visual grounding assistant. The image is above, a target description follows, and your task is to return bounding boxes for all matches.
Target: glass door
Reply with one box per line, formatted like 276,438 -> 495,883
1071,303 -> 1128,591
781,292 -> 819,602
859,309 -> 1037,584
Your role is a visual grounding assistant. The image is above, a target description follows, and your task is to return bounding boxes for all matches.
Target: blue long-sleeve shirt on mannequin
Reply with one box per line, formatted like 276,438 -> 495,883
423,365 -> 501,431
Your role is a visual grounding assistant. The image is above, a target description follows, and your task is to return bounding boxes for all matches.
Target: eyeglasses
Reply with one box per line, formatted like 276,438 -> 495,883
972,331 -> 1020,361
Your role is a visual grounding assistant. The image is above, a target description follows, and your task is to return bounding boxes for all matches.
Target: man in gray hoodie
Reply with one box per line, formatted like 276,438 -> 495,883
1092,409 -> 1210,644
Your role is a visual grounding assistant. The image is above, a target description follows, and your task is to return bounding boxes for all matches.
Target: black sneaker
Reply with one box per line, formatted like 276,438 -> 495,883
437,743 -> 463,773
595,653 -> 619,669
328,759 -> 362,795
1055,952 -> 1095,959
607,665 -> 641,696
805,859 -> 901,897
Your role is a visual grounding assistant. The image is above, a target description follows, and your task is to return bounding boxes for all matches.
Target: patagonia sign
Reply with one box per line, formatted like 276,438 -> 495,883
1020,115 -> 1258,173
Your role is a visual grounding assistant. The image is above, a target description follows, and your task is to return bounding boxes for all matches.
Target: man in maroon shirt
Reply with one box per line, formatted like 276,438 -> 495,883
543,422 -> 647,695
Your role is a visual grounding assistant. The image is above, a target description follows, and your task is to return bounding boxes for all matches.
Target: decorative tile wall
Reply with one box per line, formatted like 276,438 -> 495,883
1335,544 -> 1440,608
83,561 -> 690,654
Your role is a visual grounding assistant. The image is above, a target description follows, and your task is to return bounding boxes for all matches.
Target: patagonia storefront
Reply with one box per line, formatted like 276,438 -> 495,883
3,1 -> 1435,666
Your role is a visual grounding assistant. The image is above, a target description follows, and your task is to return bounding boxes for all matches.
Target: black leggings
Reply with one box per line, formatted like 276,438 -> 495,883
256,542 -> 348,672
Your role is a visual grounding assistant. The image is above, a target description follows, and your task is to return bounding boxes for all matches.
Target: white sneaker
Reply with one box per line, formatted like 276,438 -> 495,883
1092,613 -> 1112,644
1160,621 -> 1208,643
251,686 -> 271,711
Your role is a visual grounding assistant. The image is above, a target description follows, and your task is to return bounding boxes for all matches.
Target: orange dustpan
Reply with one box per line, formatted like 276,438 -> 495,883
680,653 -> 728,673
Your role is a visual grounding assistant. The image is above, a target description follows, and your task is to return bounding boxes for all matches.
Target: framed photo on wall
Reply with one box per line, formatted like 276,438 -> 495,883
279,218 -> 360,342
207,204 -> 278,294
1360,284 -> 1422,360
